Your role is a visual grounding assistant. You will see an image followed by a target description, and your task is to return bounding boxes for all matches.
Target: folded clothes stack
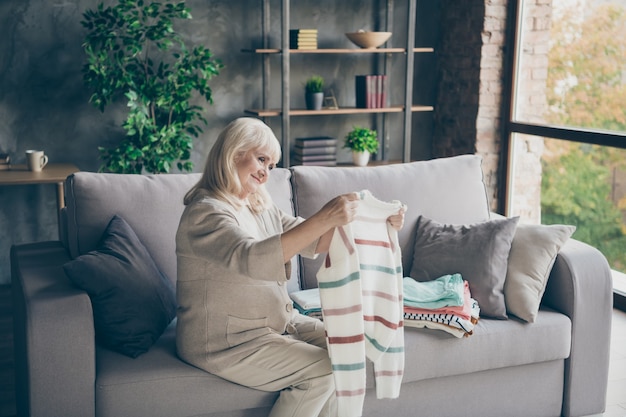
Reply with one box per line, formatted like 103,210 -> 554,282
403,273 -> 480,338
289,287 -> 323,320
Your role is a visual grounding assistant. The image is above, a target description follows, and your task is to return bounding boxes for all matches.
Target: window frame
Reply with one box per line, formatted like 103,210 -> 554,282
502,0 -> 626,309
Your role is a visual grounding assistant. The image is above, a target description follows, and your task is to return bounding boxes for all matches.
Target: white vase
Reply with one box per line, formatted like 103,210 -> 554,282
352,151 -> 370,166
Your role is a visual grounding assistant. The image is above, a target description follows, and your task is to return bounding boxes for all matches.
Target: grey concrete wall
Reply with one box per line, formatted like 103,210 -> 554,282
0,0 -> 439,285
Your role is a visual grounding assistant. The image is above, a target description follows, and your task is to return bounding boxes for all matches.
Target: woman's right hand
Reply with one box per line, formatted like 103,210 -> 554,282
316,192 -> 360,228
280,192 -> 361,260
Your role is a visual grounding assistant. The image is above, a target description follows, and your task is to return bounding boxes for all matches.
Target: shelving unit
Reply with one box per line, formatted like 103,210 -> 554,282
243,0 -> 434,167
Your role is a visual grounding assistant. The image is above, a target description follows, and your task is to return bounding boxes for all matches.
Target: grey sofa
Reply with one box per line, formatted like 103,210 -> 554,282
12,154 -> 613,417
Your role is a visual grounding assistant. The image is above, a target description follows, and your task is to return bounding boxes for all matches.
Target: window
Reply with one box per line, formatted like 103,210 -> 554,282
505,0 -> 626,304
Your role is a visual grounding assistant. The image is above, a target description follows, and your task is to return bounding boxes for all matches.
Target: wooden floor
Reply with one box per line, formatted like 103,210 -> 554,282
0,283 -> 624,417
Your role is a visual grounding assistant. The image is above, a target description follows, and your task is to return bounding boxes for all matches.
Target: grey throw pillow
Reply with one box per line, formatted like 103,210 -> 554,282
505,223 -> 575,323
63,215 -> 177,358
409,215 -> 519,319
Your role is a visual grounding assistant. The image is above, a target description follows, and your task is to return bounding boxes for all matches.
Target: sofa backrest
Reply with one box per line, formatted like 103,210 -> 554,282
291,154 -> 491,289
63,168 -> 296,288
62,156 -> 489,292
64,172 -> 201,285
262,168 -> 301,292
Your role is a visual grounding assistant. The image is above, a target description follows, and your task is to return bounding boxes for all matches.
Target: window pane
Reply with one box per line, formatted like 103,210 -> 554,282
513,0 -> 626,135
510,1 -> 626,295
509,133 -> 626,282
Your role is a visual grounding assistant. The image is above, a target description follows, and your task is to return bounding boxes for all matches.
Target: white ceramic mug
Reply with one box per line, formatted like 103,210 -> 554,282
25,150 -> 49,172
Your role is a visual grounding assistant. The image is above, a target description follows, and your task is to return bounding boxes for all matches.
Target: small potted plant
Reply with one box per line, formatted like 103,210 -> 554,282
344,126 -> 379,166
304,75 -> 324,110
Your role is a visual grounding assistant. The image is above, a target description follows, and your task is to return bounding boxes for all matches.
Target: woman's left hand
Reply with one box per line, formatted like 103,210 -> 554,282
387,206 -> 406,231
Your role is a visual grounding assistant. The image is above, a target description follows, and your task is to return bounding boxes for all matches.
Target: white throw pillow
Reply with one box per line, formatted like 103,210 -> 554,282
504,223 -> 576,323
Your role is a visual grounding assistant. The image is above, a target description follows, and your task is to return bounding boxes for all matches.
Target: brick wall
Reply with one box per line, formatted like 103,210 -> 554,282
434,0 -> 550,217
434,0 -> 509,212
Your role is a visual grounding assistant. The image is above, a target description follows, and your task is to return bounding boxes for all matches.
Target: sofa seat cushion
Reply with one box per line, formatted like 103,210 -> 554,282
95,322 -> 277,417
364,308 -> 571,388
96,311 -> 571,412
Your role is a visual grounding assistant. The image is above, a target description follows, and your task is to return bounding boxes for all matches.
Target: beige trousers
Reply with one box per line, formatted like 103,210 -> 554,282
215,315 -> 337,417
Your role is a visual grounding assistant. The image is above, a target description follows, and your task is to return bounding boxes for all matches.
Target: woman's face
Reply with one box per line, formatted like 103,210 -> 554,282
235,147 -> 276,200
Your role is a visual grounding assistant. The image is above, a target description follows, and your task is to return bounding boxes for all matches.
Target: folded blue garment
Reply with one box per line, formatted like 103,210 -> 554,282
403,273 -> 465,309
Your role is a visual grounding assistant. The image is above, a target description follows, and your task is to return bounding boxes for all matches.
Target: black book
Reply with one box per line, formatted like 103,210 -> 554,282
355,75 -> 371,108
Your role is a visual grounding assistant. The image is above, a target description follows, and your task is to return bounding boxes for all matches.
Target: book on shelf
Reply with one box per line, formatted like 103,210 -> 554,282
289,40 -> 318,49
294,145 -> 337,156
292,153 -> 336,162
292,158 -> 337,167
293,137 -> 337,165
290,29 -> 318,35
290,39 -> 318,45
289,29 -> 318,49
290,44 -> 318,50
290,35 -> 317,40
289,33 -> 318,40
294,136 -> 337,148
355,74 -> 388,109
289,36 -> 317,42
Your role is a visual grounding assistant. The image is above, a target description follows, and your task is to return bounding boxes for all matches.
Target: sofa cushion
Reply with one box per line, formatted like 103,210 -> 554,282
95,323 -> 277,417
291,155 -> 491,289
94,311 -> 571,416
505,223 -> 576,323
366,309 -> 571,388
63,215 -> 176,358
409,215 -> 519,319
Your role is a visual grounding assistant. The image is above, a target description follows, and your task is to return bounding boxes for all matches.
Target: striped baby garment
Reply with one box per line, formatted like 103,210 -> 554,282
316,190 -> 405,417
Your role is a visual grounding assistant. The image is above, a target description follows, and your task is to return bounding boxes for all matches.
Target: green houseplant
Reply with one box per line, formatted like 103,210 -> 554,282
304,75 -> 324,110
344,126 -> 379,166
305,75 -> 324,94
82,0 -> 223,174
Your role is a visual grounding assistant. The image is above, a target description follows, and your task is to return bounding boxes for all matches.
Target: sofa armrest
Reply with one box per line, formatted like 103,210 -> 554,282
11,241 -> 96,417
542,238 -> 613,417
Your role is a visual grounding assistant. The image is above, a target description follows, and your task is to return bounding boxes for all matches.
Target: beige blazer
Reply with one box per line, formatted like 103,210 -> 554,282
175,192 -> 317,373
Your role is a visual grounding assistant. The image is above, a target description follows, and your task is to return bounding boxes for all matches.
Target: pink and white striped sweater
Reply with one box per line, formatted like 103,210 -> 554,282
316,190 -> 405,417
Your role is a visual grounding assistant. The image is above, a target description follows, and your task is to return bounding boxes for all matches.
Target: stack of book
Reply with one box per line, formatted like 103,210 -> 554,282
292,136 -> 337,166
289,29 -> 318,50
355,74 -> 389,108
0,153 -> 10,171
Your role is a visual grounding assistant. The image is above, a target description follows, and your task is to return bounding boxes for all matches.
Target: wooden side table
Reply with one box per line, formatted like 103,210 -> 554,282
0,163 -> 80,237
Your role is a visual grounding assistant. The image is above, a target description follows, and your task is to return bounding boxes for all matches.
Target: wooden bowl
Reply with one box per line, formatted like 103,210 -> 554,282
345,31 -> 392,49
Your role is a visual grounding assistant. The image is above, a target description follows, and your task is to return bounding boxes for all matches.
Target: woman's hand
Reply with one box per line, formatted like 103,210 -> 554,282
387,206 -> 406,231
281,192 -> 360,261
316,192 -> 361,228
312,192 -> 360,254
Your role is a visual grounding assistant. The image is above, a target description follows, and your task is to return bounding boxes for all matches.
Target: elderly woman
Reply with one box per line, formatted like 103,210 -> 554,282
175,117 -> 404,417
